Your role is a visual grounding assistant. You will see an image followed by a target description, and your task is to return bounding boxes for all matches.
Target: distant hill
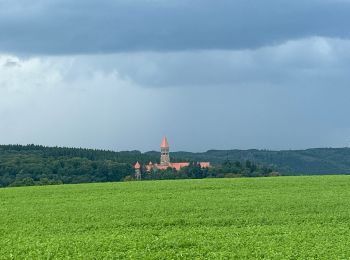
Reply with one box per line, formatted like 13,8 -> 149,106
0,144 -> 158,187
0,144 -> 274,187
2,144 -> 350,188
147,148 -> 350,174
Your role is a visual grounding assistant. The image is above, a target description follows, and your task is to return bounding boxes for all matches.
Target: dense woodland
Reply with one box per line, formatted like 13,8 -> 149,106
164,148 -> 350,174
0,145 -> 276,187
0,145 -> 152,187
140,160 -> 276,181
1,144 -> 350,187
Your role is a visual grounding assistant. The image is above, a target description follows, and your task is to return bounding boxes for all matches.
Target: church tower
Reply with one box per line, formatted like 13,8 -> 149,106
160,136 -> 170,166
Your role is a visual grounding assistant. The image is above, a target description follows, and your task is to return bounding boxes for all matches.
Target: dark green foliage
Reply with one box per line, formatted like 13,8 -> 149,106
0,145 -> 144,187
2,144 -> 350,187
0,144 -> 158,164
0,145 -> 277,187
138,160 -> 275,181
206,159 -> 275,178
153,148 -> 350,174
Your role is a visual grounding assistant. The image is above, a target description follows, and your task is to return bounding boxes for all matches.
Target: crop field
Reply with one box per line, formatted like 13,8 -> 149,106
1,176 -> 350,259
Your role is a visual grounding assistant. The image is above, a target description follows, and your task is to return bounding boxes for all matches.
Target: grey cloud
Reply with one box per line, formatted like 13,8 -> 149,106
0,0 -> 349,54
4,60 -> 20,68
66,37 -> 350,88
1,42 -> 350,151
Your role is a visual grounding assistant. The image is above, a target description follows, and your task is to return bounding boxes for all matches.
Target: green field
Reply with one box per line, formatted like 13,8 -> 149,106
1,176 -> 350,259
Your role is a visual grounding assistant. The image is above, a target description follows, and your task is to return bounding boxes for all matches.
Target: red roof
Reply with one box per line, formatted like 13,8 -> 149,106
134,161 -> 141,169
145,162 -> 210,172
199,162 -> 210,168
154,164 -> 170,170
160,136 -> 169,148
171,162 -> 190,171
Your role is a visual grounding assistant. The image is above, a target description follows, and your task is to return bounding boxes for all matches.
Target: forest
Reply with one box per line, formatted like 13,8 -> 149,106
2,144 -> 350,187
0,145 -> 275,187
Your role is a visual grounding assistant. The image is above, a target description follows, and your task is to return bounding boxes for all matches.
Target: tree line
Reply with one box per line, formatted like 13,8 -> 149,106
0,145 -> 278,188
0,145 -> 152,187
132,160 -> 278,181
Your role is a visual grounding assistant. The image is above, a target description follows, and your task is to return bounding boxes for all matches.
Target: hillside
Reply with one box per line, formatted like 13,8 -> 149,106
2,145 -> 350,187
154,148 -> 350,174
0,144 -> 276,187
1,176 -> 350,259
0,145 -> 160,187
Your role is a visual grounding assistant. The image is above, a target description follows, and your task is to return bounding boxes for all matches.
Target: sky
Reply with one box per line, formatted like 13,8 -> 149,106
0,0 -> 350,152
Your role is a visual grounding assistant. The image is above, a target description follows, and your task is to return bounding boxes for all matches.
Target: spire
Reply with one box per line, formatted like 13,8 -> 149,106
134,161 -> 141,169
160,136 -> 169,148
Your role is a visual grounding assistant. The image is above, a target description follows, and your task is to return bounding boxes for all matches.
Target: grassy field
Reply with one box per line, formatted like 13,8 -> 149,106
1,176 -> 350,259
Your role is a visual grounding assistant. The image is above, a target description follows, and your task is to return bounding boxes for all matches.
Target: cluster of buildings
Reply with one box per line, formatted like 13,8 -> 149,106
134,136 -> 210,180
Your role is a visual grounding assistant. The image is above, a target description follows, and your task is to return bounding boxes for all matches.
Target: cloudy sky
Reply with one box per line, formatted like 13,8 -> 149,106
0,0 -> 350,152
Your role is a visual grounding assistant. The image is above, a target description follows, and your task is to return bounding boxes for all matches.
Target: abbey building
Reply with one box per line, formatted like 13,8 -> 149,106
134,136 -> 210,180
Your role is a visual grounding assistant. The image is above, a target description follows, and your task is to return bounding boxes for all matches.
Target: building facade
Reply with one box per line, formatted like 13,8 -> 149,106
134,136 -> 210,179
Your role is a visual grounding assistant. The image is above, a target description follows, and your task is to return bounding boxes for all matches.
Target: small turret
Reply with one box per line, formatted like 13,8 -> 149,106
134,161 -> 141,180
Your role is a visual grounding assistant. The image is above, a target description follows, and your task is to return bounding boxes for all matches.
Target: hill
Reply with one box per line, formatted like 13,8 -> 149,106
1,176 -> 350,259
0,144 -> 156,187
152,147 -> 350,174
0,145 -> 275,187
2,145 -> 350,188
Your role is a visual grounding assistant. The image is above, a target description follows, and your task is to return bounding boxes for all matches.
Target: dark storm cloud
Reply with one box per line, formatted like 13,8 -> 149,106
64,37 -> 350,88
0,0 -> 349,54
